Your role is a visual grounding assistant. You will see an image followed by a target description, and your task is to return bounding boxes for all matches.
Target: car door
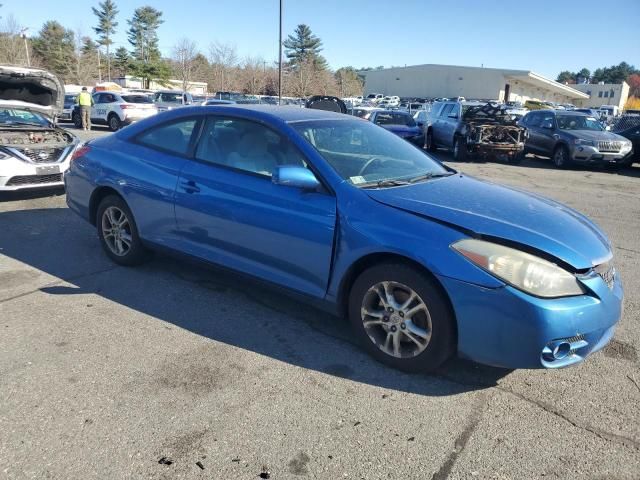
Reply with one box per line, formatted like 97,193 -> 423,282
173,115 -> 337,298
125,116 -> 201,243
536,112 -> 558,156
433,103 -> 454,146
441,103 -> 460,148
523,112 -> 544,154
91,93 -> 104,122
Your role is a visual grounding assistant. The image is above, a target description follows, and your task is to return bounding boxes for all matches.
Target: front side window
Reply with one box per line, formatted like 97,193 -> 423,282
137,118 -> 198,155
439,104 -> 454,117
195,117 -> 307,176
292,119 -> 449,187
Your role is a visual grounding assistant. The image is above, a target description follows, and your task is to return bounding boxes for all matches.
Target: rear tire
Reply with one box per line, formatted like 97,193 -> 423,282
97,195 -> 150,266
425,130 -> 437,152
552,144 -> 569,169
348,263 -> 455,372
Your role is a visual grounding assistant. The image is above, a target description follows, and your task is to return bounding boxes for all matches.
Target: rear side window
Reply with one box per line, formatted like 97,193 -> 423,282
137,118 -> 198,156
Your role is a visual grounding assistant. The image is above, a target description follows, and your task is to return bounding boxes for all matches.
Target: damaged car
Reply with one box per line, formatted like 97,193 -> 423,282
0,66 -> 78,191
424,100 -> 526,163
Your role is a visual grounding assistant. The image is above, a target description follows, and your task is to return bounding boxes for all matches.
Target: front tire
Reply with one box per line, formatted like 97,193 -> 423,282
552,144 -> 569,169
73,112 -> 82,129
348,263 -> 455,372
97,195 -> 149,266
453,137 -> 468,161
108,114 -> 122,132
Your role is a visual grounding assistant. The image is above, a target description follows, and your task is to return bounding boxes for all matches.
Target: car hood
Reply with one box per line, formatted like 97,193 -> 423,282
365,174 -> 611,269
566,130 -> 629,142
0,66 -> 64,117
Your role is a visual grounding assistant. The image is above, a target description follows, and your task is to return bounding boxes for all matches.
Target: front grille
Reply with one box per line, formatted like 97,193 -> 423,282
594,262 -> 615,290
597,141 -> 622,153
11,147 -> 67,164
6,174 -> 63,186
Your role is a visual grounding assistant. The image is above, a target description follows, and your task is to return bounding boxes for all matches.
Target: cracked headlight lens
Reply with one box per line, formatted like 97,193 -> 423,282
452,239 -> 585,298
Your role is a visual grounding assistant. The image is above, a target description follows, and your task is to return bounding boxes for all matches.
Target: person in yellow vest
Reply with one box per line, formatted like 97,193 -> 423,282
76,87 -> 94,131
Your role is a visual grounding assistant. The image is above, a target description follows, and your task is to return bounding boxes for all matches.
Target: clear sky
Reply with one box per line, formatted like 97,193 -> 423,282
2,0 -> 639,79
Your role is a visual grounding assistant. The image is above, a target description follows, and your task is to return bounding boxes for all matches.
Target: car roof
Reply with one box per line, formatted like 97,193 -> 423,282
376,110 -> 411,115
220,104 -> 350,122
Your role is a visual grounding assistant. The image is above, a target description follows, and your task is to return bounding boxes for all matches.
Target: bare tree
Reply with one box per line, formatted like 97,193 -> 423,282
0,14 -> 33,66
239,56 -> 267,94
172,38 -> 198,91
71,29 -> 100,85
207,41 -> 238,92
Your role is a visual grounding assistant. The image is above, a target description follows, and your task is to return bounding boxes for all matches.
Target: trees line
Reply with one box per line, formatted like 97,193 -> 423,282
0,2 -> 363,97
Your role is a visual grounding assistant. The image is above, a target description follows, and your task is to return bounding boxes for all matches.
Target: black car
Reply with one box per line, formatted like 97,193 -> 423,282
519,110 -> 634,168
611,115 -> 640,165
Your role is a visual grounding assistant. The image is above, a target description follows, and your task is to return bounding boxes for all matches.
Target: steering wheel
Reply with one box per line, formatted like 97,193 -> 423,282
358,157 -> 387,176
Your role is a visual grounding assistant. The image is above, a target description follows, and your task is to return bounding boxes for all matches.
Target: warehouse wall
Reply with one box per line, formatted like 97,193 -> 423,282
362,65 -> 509,100
572,82 -> 629,110
362,65 -> 580,104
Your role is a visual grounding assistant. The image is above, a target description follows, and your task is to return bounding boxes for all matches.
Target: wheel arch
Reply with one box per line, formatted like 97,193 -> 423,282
336,252 -> 458,344
89,186 -> 124,226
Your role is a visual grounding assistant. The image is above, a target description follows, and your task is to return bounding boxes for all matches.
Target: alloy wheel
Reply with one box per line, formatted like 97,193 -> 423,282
361,281 -> 432,358
101,206 -> 132,256
554,147 -> 565,167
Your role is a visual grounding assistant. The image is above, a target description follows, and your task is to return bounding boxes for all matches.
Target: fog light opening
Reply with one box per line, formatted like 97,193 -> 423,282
552,341 -> 571,360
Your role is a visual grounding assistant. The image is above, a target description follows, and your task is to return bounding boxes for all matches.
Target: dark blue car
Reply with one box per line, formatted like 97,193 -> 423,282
65,105 -> 622,371
368,110 -> 423,144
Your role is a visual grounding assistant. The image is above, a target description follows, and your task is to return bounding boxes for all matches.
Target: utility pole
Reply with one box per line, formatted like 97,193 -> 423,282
278,0 -> 283,105
97,49 -> 102,83
20,28 -> 30,67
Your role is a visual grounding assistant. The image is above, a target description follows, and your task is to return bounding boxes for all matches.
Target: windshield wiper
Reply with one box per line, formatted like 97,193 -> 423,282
407,172 -> 455,183
1,121 -> 49,128
360,179 -> 411,189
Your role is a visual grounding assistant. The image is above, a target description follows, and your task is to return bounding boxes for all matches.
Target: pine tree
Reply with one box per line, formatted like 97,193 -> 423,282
283,24 -> 327,70
92,0 -> 119,81
31,21 -> 75,80
114,46 -> 130,77
127,6 -> 167,88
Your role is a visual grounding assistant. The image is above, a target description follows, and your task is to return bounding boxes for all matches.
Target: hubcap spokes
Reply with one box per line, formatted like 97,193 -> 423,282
361,281 -> 432,359
102,206 -> 132,256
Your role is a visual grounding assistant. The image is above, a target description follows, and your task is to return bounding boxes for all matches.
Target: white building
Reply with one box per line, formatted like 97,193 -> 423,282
360,64 -> 588,105
571,82 -> 630,111
114,75 -> 208,94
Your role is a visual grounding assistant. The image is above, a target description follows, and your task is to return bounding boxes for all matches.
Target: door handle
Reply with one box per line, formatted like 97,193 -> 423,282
180,179 -> 200,194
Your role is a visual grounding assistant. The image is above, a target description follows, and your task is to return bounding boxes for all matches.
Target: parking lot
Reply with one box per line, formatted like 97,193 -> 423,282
1,125 -> 639,479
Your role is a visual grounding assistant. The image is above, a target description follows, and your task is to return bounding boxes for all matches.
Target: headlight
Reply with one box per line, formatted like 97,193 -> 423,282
452,239 -> 585,298
620,142 -> 632,153
574,139 -> 594,146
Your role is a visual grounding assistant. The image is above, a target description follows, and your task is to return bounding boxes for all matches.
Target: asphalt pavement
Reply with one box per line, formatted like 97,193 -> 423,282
1,126 -> 639,479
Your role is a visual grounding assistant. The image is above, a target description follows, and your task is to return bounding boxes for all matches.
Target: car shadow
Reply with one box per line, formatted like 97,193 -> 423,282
0,206 -> 512,396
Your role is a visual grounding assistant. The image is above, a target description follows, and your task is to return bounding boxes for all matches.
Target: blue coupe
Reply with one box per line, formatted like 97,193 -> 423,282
65,105 -> 623,371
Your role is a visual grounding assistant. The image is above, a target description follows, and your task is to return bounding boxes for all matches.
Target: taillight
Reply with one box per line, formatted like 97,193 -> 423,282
71,144 -> 91,161
120,104 -> 133,109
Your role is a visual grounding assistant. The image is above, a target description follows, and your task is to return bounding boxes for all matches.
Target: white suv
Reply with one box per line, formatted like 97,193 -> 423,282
73,92 -> 158,131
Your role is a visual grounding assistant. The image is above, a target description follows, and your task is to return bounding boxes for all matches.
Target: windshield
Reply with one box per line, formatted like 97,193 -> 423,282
122,95 -> 154,104
374,113 -> 416,127
0,108 -> 50,127
64,94 -> 77,106
556,115 -> 603,131
154,92 -> 182,104
292,119 -> 449,187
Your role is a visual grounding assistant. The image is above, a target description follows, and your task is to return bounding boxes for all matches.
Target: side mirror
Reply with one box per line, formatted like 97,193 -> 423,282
541,121 -> 554,129
272,165 -> 320,190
